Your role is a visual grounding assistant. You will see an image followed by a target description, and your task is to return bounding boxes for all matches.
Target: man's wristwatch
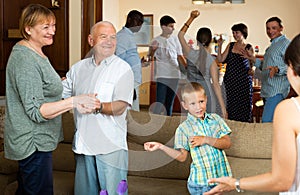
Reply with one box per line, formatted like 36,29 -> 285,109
93,103 -> 103,115
235,178 -> 244,192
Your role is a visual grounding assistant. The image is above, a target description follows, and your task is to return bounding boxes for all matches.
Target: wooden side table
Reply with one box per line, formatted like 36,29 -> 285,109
252,86 -> 263,123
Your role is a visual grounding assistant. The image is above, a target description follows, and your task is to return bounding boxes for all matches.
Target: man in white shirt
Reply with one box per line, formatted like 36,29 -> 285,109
62,21 -> 134,195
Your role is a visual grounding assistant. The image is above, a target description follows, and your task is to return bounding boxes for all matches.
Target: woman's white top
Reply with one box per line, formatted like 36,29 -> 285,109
280,97 -> 300,194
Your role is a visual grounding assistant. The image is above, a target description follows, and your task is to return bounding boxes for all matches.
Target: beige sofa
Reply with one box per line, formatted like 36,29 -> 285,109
0,108 -> 277,195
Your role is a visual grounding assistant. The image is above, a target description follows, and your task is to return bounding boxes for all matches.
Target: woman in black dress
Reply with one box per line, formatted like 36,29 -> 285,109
217,23 -> 254,122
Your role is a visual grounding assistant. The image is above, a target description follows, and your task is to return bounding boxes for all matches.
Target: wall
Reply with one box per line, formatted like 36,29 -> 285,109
69,0 -> 300,66
69,0 -> 120,66
118,0 -> 300,53
69,0 -> 82,66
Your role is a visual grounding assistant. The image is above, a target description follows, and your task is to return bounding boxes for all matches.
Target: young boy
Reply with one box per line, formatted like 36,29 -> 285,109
144,82 -> 232,194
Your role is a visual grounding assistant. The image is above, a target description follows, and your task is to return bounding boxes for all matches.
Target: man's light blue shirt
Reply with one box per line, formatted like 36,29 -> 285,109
116,27 -> 142,84
254,35 -> 290,98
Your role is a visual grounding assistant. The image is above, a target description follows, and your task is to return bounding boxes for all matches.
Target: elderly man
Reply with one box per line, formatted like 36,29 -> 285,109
62,21 -> 134,195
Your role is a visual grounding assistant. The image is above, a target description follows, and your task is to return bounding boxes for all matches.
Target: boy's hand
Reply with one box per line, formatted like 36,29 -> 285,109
144,142 -> 162,151
150,40 -> 159,51
190,136 -> 206,148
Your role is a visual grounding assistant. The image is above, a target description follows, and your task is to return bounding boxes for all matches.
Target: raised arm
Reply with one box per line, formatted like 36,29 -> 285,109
204,99 -> 298,194
210,60 -> 227,118
178,10 -> 200,56
40,94 -> 100,119
216,35 -> 230,63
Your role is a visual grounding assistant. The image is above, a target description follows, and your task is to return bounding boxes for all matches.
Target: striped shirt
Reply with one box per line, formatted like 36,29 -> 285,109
254,35 -> 290,98
174,113 -> 232,186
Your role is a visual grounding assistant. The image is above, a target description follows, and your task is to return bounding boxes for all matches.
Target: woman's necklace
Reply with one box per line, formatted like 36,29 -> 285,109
25,40 -> 46,58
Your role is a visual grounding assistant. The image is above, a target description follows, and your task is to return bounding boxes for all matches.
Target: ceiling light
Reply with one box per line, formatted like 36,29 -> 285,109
211,0 -> 226,3
192,0 -> 205,4
229,0 -> 245,3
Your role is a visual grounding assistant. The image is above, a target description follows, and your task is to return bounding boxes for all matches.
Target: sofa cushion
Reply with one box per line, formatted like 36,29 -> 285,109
227,156 -> 276,195
127,110 -> 186,146
128,175 -> 189,195
4,171 -> 75,195
0,152 -> 18,175
53,143 -> 75,172
53,171 -> 74,195
225,120 -> 273,159
128,141 -> 191,180
0,106 -> 5,139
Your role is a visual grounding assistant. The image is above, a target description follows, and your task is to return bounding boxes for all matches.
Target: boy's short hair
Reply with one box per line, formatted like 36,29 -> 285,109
160,15 -> 176,26
181,82 -> 206,101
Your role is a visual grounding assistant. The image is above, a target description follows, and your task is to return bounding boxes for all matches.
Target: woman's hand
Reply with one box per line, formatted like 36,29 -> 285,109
190,10 -> 200,19
241,46 -> 256,63
204,177 -> 236,195
73,94 -> 100,114
217,35 -> 224,47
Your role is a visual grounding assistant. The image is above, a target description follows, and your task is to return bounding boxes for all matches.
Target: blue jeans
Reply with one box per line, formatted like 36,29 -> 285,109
74,150 -> 128,195
188,181 -> 216,195
16,151 -> 53,195
262,93 -> 284,123
153,78 -> 179,116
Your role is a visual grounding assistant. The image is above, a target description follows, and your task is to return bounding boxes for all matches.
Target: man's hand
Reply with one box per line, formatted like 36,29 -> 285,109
73,94 -> 101,114
266,66 -> 279,78
141,56 -> 152,67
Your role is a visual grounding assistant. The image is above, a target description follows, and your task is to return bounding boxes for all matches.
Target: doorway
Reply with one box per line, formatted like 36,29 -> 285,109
0,0 -> 69,96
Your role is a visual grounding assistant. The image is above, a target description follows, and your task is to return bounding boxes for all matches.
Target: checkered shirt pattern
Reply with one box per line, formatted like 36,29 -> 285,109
174,113 -> 232,186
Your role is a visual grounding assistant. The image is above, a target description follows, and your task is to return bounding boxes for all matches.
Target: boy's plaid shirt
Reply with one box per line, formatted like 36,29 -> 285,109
174,113 -> 232,186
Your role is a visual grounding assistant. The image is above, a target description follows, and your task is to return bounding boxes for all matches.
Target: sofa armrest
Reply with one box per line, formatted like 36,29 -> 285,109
0,152 -> 18,175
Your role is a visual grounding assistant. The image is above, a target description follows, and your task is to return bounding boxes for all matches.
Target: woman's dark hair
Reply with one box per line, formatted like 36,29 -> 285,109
231,23 -> 248,39
196,27 -> 212,47
266,16 -> 283,28
284,33 -> 300,76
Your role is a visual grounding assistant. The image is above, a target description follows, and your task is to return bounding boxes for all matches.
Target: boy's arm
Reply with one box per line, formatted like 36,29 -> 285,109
191,135 -> 231,149
144,142 -> 189,162
148,40 -> 158,59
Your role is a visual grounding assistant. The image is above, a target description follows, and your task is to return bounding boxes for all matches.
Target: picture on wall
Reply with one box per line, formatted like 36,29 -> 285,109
134,14 -> 153,46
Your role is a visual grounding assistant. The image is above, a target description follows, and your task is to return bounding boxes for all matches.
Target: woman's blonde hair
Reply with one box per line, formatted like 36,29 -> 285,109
19,4 -> 55,40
